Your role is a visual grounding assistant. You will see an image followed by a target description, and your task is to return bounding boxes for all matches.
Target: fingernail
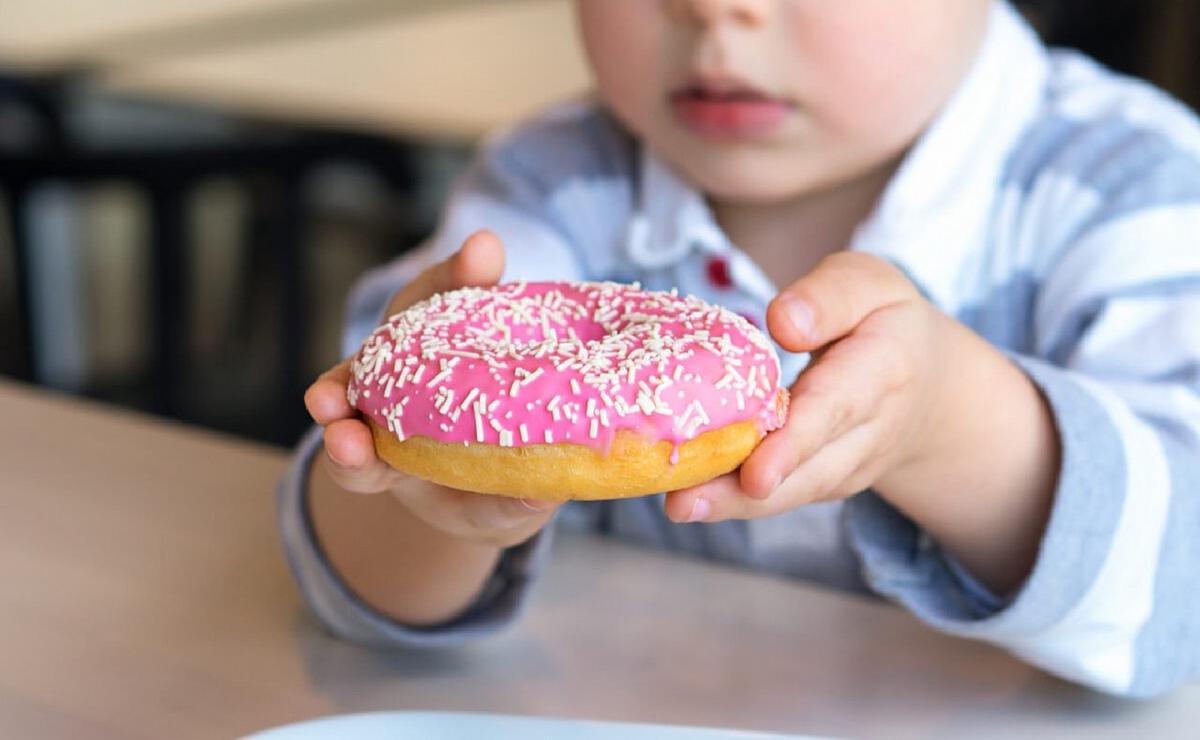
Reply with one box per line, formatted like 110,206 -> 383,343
780,294 -> 813,339
686,497 -> 711,523
519,498 -> 552,512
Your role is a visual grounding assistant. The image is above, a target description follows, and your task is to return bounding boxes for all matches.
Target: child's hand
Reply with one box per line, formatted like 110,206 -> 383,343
304,230 -> 561,548
663,252 -> 947,523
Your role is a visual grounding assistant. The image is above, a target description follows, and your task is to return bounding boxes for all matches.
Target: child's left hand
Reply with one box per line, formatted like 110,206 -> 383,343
664,252 -> 950,524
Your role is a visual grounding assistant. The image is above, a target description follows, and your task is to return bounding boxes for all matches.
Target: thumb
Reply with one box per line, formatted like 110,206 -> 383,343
384,230 -> 506,316
766,252 -> 917,352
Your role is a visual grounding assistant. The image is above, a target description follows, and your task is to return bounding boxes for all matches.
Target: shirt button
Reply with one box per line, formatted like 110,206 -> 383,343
706,256 -> 733,289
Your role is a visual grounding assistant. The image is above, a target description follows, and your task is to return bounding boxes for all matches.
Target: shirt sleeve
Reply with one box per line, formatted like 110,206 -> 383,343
845,180 -> 1200,696
276,117 -> 597,646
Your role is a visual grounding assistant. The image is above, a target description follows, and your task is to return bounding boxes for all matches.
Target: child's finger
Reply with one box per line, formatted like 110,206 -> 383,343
452,491 -> 562,533
665,423 -> 877,523
766,252 -> 916,353
321,418 -> 401,494
387,479 -> 561,547
383,230 -> 506,318
737,324 -> 899,498
307,232 -> 505,427
304,360 -> 355,425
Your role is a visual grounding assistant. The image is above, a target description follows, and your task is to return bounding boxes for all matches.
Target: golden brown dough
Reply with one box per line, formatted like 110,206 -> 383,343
369,418 -> 763,500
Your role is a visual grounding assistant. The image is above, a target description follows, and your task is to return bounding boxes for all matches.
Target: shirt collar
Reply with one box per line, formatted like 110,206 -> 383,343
851,1 -> 1049,309
625,152 -> 783,302
625,1 -> 1048,311
624,150 -> 730,269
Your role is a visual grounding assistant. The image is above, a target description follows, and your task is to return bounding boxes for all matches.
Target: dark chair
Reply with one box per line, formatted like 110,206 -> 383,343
0,72 -> 426,444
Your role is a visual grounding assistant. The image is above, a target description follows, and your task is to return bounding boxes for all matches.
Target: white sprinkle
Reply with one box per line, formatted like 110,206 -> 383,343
519,424 -> 529,443
589,418 -> 599,439
736,391 -> 746,411
426,367 -> 453,388
544,430 -> 554,444
411,365 -> 426,384
570,378 -> 582,395
474,405 -> 485,442
383,376 -> 396,398
677,402 -> 695,432
600,409 -> 609,427
458,387 -> 480,412
490,418 -> 506,434
586,398 -> 596,417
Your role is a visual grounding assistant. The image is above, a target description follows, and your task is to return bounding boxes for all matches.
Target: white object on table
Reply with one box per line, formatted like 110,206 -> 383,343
243,710 -> 816,740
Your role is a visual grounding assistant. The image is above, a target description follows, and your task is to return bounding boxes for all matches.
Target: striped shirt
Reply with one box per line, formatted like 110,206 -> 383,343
278,1 -> 1200,697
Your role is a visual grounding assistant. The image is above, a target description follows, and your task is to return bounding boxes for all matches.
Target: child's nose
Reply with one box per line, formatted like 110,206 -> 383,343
664,0 -> 771,29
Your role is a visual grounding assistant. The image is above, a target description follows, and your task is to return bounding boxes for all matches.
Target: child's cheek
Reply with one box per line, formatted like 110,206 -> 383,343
780,0 -> 987,143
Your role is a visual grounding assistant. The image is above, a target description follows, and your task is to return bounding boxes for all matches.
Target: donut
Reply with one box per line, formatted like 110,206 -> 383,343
347,280 -> 788,500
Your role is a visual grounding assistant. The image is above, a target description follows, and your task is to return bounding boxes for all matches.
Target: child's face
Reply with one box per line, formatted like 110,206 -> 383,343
577,0 -> 991,205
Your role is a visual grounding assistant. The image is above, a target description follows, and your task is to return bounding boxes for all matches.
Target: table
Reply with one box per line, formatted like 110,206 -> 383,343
1,379 -> 1196,739
99,0 -> 590,141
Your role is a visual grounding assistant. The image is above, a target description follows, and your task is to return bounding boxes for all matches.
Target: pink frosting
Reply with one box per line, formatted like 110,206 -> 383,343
348,281 -> 788,457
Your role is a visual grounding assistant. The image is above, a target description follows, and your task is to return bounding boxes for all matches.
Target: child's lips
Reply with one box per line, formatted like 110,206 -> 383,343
668,85 -> 795,139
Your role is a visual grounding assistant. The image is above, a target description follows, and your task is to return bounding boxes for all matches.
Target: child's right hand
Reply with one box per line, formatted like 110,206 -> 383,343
303,230 -> 561,549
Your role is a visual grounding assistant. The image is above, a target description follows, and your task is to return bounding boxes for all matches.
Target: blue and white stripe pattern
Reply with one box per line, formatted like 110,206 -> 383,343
278,1 -> 1200,696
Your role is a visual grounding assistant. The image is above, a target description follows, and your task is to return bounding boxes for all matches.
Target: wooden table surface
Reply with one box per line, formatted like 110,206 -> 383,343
1,379 -> 1196,739
98,0 -> 589,141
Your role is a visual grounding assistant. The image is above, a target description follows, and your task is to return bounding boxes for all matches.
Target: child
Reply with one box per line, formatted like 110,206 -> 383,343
283,0 -> 1200,697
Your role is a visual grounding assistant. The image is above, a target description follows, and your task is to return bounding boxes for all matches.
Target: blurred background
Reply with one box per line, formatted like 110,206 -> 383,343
0,0 -> 1196,448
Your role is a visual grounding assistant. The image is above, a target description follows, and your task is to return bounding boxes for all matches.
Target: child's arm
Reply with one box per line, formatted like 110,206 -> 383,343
668,244 -> 1200,697
663,253 -> 1057,591
278,104 -> 618,644
302,233 -> 559,627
